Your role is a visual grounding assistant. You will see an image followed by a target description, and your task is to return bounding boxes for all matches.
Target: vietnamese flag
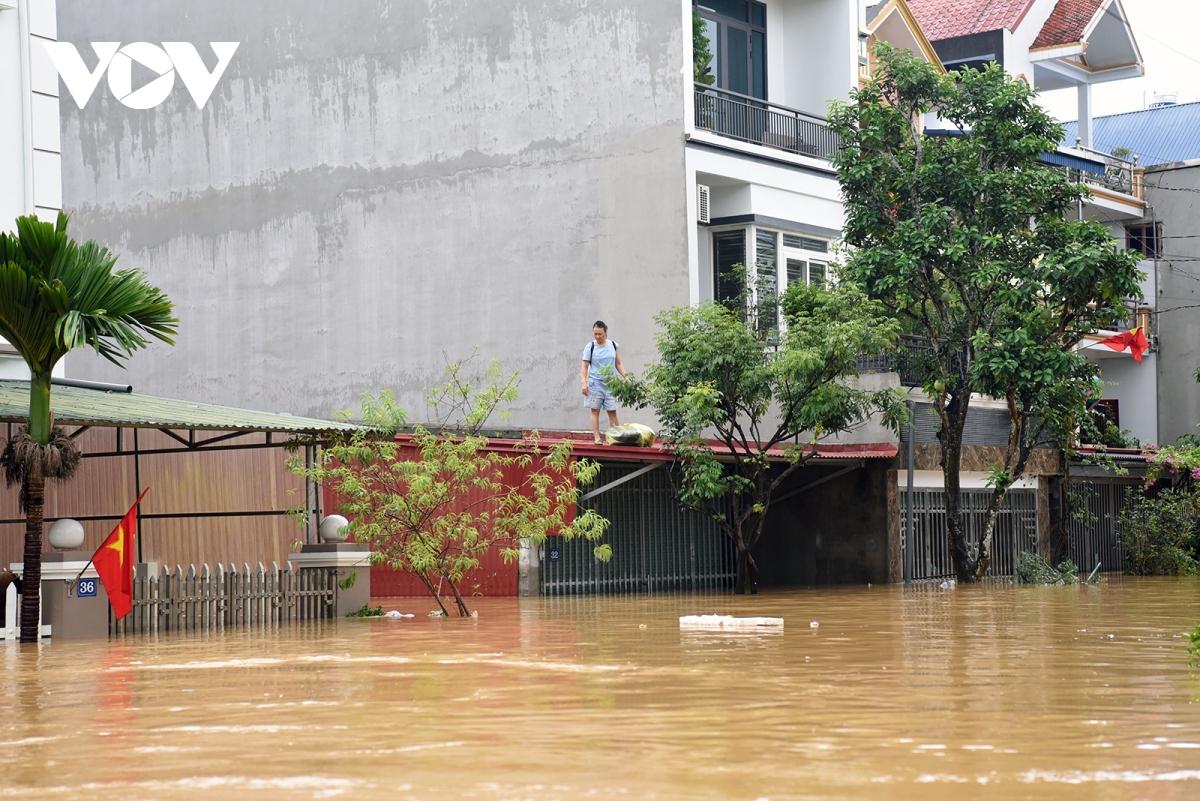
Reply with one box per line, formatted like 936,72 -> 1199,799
1099,327 -> 1149,363
92,488 -> 149,620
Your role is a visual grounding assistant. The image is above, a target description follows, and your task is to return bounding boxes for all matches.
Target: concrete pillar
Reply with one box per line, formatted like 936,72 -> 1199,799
1077,83 -> 1093,149
518,539 -> 541,597
9,551 -> 109,639
288,543 -> 371,617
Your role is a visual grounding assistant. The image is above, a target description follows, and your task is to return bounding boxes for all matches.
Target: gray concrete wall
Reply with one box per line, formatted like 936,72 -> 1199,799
57,0 -> 688,427
1145,162 -> 1200,445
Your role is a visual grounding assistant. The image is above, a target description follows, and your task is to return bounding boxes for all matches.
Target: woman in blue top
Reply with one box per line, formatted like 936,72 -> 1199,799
580,320 -> 627,445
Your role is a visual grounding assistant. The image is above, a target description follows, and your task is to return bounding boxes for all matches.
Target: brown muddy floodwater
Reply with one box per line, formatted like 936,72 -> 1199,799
2,579 -> 1199,800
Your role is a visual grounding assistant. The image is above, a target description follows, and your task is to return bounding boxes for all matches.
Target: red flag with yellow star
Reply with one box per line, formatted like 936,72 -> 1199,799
92,488 -> 148,619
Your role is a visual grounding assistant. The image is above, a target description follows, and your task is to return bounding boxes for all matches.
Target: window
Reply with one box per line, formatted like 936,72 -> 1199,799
694,1 -> 767,99
1126,223 -> 1162,258
713,228 -> 746,311
755,229 -> 778,337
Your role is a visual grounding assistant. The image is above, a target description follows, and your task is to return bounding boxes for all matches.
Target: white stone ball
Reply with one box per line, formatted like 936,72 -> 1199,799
319,515 -> 350,543
48,519 -> 86,550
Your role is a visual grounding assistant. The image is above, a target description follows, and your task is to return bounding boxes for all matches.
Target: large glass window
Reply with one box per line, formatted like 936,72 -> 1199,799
713,228 -> 747,312
694,1 -> 767,99
755,229 -> 778,338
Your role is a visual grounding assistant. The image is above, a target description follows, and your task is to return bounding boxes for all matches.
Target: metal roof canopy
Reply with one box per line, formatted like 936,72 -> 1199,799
0,379 -> 356,455
0,379 -> 353,548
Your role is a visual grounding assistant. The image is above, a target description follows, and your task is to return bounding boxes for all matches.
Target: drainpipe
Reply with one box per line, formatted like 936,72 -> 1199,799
17,0 -> 35,214
1077,83 -> 1093,150
905,399 -> 915,583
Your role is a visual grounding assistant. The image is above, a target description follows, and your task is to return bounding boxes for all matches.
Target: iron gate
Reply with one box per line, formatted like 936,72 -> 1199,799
542,463 -> 735,595
1067,480 -> 1137,573
902,489 -> 1038,580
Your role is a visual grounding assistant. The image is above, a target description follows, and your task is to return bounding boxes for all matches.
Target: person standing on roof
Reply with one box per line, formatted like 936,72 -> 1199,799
580,320 -> 626,445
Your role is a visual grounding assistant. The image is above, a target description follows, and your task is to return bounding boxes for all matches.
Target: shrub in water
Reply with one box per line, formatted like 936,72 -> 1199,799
1117,488 -> 1200,576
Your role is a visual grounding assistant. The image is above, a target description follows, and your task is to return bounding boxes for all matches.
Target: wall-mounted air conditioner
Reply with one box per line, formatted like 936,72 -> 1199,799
697,184 -> 710,225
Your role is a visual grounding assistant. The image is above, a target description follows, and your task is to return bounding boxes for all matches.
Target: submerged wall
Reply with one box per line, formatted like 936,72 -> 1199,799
56,0 -> 688,426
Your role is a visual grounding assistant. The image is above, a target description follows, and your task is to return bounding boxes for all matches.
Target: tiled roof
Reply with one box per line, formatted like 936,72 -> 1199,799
1031,0 -> 1104,49
1060,101 -> 1200,167
905,0 -> 1037,41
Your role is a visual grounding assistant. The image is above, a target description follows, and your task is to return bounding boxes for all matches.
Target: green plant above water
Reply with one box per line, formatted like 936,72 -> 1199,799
347,603 -> 383,618
1117,488 -> 1200,576
1016,552 -> 1101,585
1188,625 -> 1200,668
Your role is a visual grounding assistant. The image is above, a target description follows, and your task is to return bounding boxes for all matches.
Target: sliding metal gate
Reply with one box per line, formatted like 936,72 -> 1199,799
902,489 -> 1038,580
542,463 -> 736,595
1066,480 -> 1136,573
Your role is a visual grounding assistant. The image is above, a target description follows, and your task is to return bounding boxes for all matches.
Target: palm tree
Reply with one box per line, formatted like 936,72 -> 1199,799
0,213 -> 177,642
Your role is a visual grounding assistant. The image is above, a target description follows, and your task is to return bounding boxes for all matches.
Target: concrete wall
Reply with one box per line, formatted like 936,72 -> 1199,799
754,463 -> 891,586
56,0 -> 688,427
1146,162 -> 1200,445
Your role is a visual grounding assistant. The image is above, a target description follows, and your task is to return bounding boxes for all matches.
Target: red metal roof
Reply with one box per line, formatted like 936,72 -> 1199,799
906,0 -> 1037,41
414,430 -> 899,463
1031,0 -> 1105,49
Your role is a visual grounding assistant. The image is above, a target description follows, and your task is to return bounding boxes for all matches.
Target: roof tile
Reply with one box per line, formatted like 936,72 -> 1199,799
905,0 -> 1038,42
1031,0 -> 1105,49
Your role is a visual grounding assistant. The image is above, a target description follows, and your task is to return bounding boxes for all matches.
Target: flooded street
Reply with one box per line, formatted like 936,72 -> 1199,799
2,579 -> 1199,800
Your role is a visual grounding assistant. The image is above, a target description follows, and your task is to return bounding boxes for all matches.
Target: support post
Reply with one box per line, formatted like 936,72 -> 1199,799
1076,83 -> 1093,149
905,400 -> 915,583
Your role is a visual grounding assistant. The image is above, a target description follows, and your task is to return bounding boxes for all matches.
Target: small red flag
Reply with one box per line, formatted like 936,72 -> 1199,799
92,488 -> 149,619
1099,327 -> 1149,363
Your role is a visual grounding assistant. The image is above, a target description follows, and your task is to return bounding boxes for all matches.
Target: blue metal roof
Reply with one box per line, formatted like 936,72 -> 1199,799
1060,102 -> 1200,167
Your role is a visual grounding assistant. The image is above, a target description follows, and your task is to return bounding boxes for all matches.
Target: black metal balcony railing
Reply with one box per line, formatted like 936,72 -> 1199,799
694,84 -> 841,160
857,335 -> 937,388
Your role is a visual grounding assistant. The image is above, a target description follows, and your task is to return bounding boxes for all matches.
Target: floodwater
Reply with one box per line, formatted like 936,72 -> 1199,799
2,579 -> 1199,800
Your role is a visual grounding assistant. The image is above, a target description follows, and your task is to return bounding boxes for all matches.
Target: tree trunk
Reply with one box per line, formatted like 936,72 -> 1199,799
19,467 -> 44,643
940,393 -> 977,583
734,541 -> 758,594
447,578 -> 471,617
418,572 -> 449,616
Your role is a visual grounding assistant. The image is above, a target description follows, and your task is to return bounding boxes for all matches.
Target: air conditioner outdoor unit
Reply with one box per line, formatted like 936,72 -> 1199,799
697,184 -> 710,225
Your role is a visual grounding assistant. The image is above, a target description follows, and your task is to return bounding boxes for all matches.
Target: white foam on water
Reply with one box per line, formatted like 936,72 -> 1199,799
153,724 -> 307,734
915,774 -> 969,783
1021,769 -> 1200,784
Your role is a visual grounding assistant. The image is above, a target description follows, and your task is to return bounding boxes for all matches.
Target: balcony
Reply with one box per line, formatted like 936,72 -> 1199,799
857,335 -> 944,388
693,84 -> 841,161
1042,145 -> 1145,213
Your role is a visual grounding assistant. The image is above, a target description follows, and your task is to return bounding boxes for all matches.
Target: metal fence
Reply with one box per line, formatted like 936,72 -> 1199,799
1066,480 -> 1137,573
543,463 -> 735,595
694,85 -> 841,160
111,562 -> 336,635
902,489 -> 1038,580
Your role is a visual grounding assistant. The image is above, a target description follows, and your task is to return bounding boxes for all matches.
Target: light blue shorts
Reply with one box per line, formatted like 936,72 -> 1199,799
585,384 -> 617,411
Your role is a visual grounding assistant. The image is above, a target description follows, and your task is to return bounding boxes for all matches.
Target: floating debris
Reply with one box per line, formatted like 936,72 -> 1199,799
679,615 -> 784,631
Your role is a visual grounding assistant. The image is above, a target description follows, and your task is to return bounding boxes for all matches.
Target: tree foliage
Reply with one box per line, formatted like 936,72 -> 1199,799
294,357 -> 609,617
609,284 -> 906,593
0,213 -> 176,641
692,11 -> 715,86
829,44 -> 1144,582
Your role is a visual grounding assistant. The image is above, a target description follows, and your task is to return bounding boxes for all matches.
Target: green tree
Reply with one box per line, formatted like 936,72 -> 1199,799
693,11 -> 715,86
294,357 -> 609,617
0,213 -> 176,641
829,44 -> 1143,582
609,284 -> 906,594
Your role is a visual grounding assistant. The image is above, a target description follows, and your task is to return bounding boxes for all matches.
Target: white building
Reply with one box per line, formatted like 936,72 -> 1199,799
0,0 -> 63,378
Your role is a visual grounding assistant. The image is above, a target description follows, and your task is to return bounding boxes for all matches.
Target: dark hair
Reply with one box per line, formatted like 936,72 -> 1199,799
592,320 -> 608,331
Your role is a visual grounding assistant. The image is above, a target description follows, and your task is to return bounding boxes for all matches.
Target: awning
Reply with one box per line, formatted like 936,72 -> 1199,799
1040,149 -> 1107,175
0,379 -> 356,435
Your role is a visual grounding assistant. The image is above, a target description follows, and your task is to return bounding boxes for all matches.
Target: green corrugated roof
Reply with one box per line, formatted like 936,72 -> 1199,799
0,380 -> 357,434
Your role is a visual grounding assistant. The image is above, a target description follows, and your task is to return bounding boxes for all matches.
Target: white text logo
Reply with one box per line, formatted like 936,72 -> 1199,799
44,42 -> 240,110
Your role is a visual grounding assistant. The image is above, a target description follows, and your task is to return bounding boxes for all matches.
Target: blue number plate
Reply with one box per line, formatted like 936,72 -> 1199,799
77,578 -> 97,597
548,548 -> 561,562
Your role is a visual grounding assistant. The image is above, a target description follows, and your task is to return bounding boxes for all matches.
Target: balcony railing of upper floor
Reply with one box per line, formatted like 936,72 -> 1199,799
1046,144 -> 1144,202
693,83 -> 841,161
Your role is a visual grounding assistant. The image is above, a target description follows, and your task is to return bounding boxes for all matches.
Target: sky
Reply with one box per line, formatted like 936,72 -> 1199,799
1035,0 -> 1200,122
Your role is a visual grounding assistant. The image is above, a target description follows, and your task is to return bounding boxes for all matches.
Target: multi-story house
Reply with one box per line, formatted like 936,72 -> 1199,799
0,0 -> 63,378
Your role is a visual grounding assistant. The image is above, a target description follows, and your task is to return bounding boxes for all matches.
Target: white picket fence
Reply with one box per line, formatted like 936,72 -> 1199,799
112,562 -> 337,635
